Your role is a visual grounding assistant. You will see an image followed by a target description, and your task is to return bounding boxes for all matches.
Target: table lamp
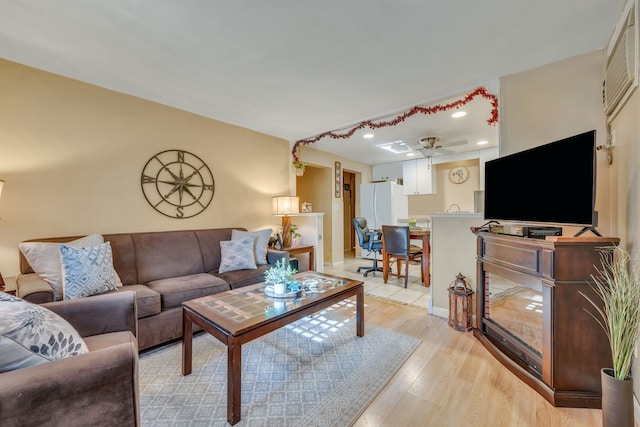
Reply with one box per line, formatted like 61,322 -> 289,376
272,196 -> 299,247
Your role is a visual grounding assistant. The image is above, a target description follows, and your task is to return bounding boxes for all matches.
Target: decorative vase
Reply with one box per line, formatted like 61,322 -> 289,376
601,368 -> 634,427
295,168 -> 304,176
273,283 -> 287,295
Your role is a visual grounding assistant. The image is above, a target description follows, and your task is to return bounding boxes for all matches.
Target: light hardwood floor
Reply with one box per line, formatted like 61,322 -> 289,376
351,297 -> 603,427
323,254 -> 606,427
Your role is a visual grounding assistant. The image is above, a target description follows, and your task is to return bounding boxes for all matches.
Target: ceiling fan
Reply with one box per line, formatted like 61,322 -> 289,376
416,136 -> 468,157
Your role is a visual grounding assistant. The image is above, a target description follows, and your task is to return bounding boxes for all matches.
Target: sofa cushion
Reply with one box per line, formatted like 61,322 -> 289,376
231,228 -> 272,265
146,273 -> 230,310
219,237 -> 257,273
194,228 -> 239,272
60,242 -> 118,300
104,233 -> 139,285
117,285 -> 161,319
133,231 -> 206,284
0,293 -> 88,373
214,264 -> 270,289
84,331 -> 137,352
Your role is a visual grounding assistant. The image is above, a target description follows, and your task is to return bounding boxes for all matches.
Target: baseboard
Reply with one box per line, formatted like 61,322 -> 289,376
432,306 -> 448,319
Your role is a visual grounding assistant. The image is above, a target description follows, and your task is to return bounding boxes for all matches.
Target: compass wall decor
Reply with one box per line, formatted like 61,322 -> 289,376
141,149 -> 215,218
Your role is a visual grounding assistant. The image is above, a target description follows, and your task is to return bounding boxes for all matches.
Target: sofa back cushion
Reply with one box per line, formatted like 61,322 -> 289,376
195,228 -> 244,272
103,234 -> 139,285
132,231 -> 206,283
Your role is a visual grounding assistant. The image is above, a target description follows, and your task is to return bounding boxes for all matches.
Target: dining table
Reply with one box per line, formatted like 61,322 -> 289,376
382,228 -> 431,287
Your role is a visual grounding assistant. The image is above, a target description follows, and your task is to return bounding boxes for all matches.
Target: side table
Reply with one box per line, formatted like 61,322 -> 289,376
280,245 -> 315,271
0,273 -> 17,295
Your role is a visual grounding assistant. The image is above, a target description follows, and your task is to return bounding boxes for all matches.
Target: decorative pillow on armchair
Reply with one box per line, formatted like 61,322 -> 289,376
231,228 -> 272,265
60,242 -> 118,300
0,292 -> 88,373
218,237 -> 258,273
19,234 -> 122,301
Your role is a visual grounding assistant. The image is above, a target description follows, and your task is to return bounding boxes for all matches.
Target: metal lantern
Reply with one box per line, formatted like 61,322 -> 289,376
448,273 -> 474,331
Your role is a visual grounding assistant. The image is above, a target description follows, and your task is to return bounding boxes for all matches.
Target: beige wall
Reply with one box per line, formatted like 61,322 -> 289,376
296,165 -> 332,263
500,50 -> 611,236
295,145 -> 372,265
610,88 -> 640,396
0,59 -> 291,276
408,159 -> 480,215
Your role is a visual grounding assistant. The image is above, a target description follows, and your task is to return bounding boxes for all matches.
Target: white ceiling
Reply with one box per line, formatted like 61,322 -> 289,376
0,1 -> 627,165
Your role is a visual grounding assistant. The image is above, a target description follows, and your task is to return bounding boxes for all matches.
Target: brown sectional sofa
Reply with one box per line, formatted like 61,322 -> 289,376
16,228 -> 290,351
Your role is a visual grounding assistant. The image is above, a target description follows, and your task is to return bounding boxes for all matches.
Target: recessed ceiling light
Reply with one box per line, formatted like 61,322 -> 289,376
451,111 -> 467,118
363,133 -> 374,139
406,152 -> 416,157
477,140 -> 489,145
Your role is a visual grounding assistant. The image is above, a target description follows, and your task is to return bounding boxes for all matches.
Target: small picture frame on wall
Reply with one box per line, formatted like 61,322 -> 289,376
335,161 -> 342,198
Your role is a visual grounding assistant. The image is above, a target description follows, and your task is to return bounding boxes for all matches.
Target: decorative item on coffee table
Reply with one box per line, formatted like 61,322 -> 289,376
580,246 -> 640,427
264,258 -> 300,297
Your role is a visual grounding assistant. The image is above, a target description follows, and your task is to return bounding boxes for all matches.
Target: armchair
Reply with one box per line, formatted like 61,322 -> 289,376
0,291 -> 140,427
353,217 -> 384,276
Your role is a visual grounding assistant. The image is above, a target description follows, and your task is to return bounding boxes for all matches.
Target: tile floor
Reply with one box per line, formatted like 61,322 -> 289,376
321,252 -> 431,309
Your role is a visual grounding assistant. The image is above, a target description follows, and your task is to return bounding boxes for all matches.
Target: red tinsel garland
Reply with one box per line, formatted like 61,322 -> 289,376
291,86 -> 498,162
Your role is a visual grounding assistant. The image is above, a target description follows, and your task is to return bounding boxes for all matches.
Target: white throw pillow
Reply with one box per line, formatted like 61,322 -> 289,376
231,228 -> 272,265
0,292 -> 89,373
218,237 -> 258,273
19,234 -> 122,300
60,242 -> 118,300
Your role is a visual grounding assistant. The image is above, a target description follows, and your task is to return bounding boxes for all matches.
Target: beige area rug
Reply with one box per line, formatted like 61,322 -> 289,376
139,309 -> 420,426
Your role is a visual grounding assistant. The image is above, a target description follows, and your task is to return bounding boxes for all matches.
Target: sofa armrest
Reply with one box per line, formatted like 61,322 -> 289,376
0,341 -> 139,427
267,249 -> 290,265
16,273 -> 54,303
43,291 -> 138,338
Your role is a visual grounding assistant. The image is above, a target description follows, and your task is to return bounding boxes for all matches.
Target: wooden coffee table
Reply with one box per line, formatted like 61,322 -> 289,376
181,272 -> 364,425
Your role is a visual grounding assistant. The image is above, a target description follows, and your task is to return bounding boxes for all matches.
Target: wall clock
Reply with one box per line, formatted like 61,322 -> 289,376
448,166 -> 469,184
141,149 -> 215,218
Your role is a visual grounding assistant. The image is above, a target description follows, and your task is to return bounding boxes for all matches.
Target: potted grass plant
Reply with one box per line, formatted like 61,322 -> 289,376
580,246 -> 640,427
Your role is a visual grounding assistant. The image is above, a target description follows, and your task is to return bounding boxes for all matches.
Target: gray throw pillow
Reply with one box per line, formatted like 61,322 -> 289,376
231,228 -> 272,265
218,237 -> 258,273
60,242 -> 118,300
0,292 -> 89,373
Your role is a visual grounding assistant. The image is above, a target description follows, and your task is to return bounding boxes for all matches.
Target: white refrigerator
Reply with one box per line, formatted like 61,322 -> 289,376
359,181 -> 408,259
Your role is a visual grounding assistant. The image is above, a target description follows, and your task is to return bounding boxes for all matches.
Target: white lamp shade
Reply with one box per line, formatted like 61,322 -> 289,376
272,196 -> 299,215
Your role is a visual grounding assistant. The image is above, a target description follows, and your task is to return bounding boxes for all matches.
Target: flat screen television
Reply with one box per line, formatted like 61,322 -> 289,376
484,130 -> 596,227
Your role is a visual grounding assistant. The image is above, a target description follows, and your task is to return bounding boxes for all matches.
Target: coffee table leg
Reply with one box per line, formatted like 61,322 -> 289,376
356,286 -> 365,337
228,337 -> 242,425
182,309 -> 193,376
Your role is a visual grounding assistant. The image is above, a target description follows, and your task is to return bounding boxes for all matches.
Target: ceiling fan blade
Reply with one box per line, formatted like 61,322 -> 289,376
442,139 -> 468,147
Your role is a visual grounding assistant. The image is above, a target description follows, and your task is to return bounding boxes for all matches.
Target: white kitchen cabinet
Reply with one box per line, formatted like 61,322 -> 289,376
403,158 -> 436,195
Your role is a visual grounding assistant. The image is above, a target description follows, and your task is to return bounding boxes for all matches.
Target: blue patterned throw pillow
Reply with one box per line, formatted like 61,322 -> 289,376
218,237 -> 258,273
0,292 -> 88,372
60,242 -> 118,300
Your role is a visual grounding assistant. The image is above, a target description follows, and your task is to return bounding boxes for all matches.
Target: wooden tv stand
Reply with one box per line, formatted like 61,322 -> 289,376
472,230 -> 619,408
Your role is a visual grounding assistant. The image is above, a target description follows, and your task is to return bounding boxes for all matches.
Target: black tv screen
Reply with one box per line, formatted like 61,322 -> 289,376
484,130 -> 596,226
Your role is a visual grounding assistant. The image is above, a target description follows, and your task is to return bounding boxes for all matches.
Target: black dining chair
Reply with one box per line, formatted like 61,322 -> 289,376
381,225 -> 422,288
353,217 -> 383,276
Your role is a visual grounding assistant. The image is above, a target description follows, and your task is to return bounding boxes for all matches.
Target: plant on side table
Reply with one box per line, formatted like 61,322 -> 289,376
580,246 -> 640,427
